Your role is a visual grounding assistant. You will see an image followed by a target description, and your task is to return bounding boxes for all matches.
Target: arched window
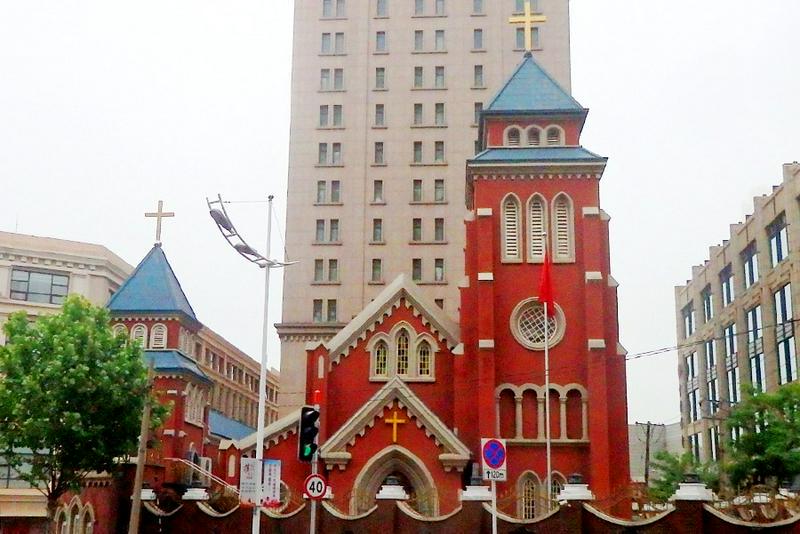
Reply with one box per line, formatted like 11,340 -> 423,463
150,323 -> 167,349
526,127 -> 541,146
131,324 -> 147,346
79,503 -> 95,534
375,341 -> 388,376
396,331 -> 409,375
552,193 -> 574,262
417,341 -> 431,376
506,127 -> 521,147
518,473 -> 540,519
546,126 -> 563,146
227,454 -> 236,477
112,323 -> 127,337
550,472 -> 567,503
69,502 -> 80,534
501,194 -> 521,261
527,194 -> 547,262
54,507 -> 68,534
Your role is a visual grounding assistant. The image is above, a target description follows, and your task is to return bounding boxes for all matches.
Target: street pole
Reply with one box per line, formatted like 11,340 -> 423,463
643,421 -> 652,485
309,393 -> 321,534
252,196 -> 274,534
491,479 -> 497,534
544,300 -> 552,511
128,363 -> 154,534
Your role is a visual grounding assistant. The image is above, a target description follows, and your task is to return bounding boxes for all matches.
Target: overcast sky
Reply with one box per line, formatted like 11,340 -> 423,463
1,1 -> 798,425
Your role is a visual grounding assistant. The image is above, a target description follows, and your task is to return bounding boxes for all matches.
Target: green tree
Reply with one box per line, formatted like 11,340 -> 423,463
725,383 -> 800,489
648,450 -> 719,501
0,295 -> 166,524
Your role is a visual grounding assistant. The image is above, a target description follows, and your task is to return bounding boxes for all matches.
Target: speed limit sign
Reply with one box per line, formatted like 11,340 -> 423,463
304,473 -> 328,500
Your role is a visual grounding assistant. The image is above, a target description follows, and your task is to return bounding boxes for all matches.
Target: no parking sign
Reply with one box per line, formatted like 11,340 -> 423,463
481,438 -> 507,481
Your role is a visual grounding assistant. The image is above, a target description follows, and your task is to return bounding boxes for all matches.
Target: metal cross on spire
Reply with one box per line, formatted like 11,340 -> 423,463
508,0 -> 547,52
145,200 -> 175,245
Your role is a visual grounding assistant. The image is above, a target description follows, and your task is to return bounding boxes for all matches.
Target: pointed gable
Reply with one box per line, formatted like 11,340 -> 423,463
485,52 -> 585,114
107,244 -> 198,325
320,274 -> 460,366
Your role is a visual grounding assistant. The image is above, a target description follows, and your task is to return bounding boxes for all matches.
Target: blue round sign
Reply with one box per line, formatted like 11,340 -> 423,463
482,439 -> 506,469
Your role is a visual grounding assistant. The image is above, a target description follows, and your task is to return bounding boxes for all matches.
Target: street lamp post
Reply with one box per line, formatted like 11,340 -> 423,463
207,194 -> 294,534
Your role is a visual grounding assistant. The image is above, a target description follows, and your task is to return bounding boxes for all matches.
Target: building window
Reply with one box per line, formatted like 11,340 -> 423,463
683,303 -> 695,338
318,143 -> 328,165
414,0 -> 424,15
9,269 -> 69,305
435,30 -> 445,51
474,102 -> 483,125
375,67 -> 386,89
335,0 -> 346,16
516,27 -> 540,50
528,194 -> 546,261
473,65 -> 484,87
374,141 -> 385,164
434,103 -> 445,126
473,29 -> 484,50
414,30 -> 424,51
720,265 -> 734,307
371,259 -> 383,283
685,352 -> 698,381
502,194 -> 521,261
372,219 -> 384,242
750,353 -> 766,393
514,0 -> 524,12
709,427 -> 720,462
327,300 -> 337,322
775,283 -> 796,384
526,126 -> 541,146
724,323 -> 737,359
335,32 -> 345,54
319,104 -> 329,126
373,180 -> 384,202
705,339 -> 716,370
414,66 -> 424,88
315,219 -> 325,242
728,364 -> 741,404
314,259 -> 324,281
376,0 -> 388,16
397,330 -> 409,375
688,433 -> 701,462
323,0 -> 333,17
434,66 -> 445,88
506,127 -> 521,146
413,179 -> 423,201
414,103 -> 423,125
768,215 -> 789,267
375,103 -> 385,126
331,180 -> 340,202
412,218 -> 422,241
332,105 -> 342,126
328,259 -> 339,282
313,299 -> 323,322
473,0 -> 484,14
321,33 -> 332,53
332,143 -> 342,164
742,242 -> 759,289
330,219 -> 340,241
702,285 -> 714,322
708,377 -> 719,414
546,126 -> 562,146
552,193 -> 574,262
520,474 -> 538,520
688,388 -> 700,422
412,258 -> 422,281
113,323 -> 127,337
434,218 -> 445,241
434,179 -> 445,202
150,323 -> 167,349
333,68 -> 343,89
418,341 -> 432,376
435,0 -> 445,15
434,141 -> 445,162
747,304 -> 765,392
434,258 -> 445,281
375,341 -> 388,376
375,31 -> 387,52
131,324 -> 147,346
413,141 -> 423,163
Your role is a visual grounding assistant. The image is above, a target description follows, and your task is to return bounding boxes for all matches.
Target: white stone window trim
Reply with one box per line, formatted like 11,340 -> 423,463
526,193 -> 548,263
545,125 -> 566,146
112,323 -> 127,337
131,323 -> 148,347
525,125 -> 543,146
510,297 -> 566,350
150,323 -> 168,349
184,383 -> 206,426
367,321 -> 437,382
500,193 -> 523,263
503,125 -> 523,146
551,192 -> 575,263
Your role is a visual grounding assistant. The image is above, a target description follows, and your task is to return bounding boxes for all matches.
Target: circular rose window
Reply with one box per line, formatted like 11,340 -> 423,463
510,298 -> 566,350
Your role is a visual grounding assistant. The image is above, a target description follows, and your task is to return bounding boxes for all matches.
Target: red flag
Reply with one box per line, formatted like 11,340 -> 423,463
539,249 -> 555,317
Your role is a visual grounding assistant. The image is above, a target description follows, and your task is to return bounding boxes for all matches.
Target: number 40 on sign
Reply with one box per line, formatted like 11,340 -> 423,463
304,473 -> 328,500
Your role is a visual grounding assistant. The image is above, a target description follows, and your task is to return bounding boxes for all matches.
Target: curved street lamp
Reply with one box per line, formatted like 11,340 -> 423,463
206,194 -> 295,534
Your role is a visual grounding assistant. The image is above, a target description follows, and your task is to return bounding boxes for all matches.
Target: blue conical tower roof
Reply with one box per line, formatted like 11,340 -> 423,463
485,52 -> 585,114
108,244 -> 198,325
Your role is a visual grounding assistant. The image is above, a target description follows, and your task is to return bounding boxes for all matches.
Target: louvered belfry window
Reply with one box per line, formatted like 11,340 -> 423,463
150,323 -> 167,349
528,195 -> 546,261
507,127 -> 521,146
502,195 -> 521,260
527,127 -> 541,146
553,194 -> 574,261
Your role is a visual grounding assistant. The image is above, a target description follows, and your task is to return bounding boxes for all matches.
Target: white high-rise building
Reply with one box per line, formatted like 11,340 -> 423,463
277,0 -> 573,412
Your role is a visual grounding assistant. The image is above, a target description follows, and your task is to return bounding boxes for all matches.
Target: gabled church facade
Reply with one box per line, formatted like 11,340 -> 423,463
259,51 -> 630,519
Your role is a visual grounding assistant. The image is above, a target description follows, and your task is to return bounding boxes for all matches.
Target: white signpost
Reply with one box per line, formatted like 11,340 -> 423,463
481,438 -> 507,534
240,458 -> 282,508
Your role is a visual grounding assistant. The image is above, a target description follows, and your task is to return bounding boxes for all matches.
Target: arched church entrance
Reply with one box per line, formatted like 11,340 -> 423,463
350,445 -> 438,516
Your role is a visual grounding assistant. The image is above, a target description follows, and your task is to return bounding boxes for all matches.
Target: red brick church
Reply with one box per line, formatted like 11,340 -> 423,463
252,50 -> 630,518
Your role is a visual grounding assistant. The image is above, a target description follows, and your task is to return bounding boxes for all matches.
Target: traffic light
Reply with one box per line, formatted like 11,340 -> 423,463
298,405 -> 320,462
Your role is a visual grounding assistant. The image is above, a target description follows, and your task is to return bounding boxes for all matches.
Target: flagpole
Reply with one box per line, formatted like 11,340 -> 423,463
544,300 -> 552,511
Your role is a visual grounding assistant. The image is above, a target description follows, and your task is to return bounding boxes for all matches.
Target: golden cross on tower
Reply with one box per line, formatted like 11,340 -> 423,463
508,0 -> 547,52
144,200 -> 175,245
385,410 -> 407,444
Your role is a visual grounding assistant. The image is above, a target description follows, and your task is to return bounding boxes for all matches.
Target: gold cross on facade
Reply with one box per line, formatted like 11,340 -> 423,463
508,0 -> 547,52
145,200 -> 175,245
385,410 -> 407,443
